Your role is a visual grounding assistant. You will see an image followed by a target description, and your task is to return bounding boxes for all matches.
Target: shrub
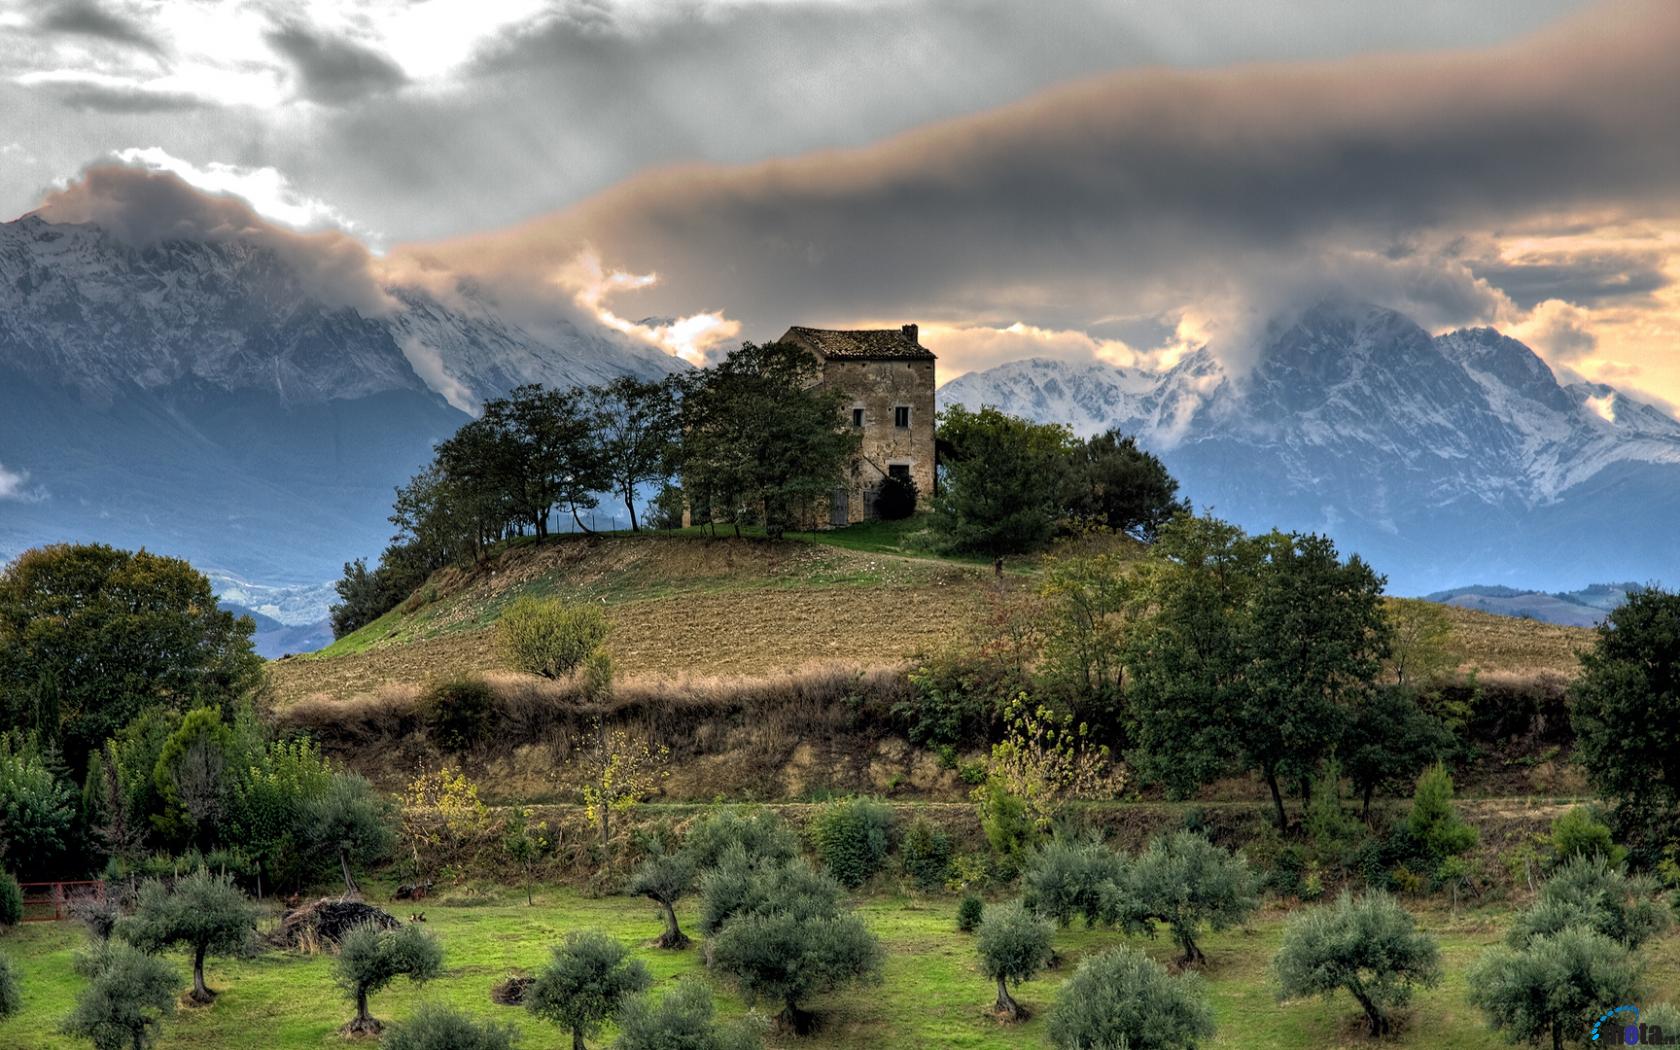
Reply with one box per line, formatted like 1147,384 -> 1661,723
683,808 -> 799,873
526,930 -> 650,1049
0,870 -> 21,927
615,980 -> 764,1050
497,596 -> 608,680
381,1004 -> 516,1050
974,780 -> 1036,867
957,895 -> 985,933
976,900 -> 1053,1020
1046,945 -> 1215,1050
809,797 -> 894,888
0,735 -> 77,875
335,922 -> 443,1035
1507,854 -> 1669,950
900,818 -> 953,891
63,940 -> 180,1050
583,650 -> 614,700
1549,806 -> 1625,867
1469,926 -> 1643,1050
1273,891 -> 1442,1036
1023,836 -> 1129,929
873,474 -> 918,521
897,648 -> 1020,748
1406,762 -> 1477,874
1130,831 -> 1259,966
0,952 -> 18,1020
418,676 -> 497,751
118,870 -> 256,1004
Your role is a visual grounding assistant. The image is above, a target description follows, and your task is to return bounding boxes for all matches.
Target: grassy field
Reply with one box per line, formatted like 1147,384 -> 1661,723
7,883 -> 1666,1050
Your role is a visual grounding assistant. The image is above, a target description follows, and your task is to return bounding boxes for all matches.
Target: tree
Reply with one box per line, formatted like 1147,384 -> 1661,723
701,859 -> 883,1032
308,774 -> 394,895
1469,926 -> 1643,1050
498,597 -> 609,681
503,806 -> 549,906
1506,855 -> 1668,950
118,871 -> 255,1005
0,951 -> 19,1020
872,473 -> 918,521
614,980 -> 763,1050
1406,762 -> 1477,874
1570,588 -> 1680,846
227,737 -> 334,896
978,695 -> 1111,835
1022,836 -> 1130,930
1386,599 -> 1456,688
1046,945 -> 1215,1050
0,733 -> 77,876
334,922 -> 443,1036
681,808 -> 799,873
1037,552 -> 1132,731
588,376 -> 680,531
1339,687 -> 1451,820
976,900 -> 1053,1020
1549,806 -> 1625,867
678,341 -> 859,539
1063,428 -> 1188,541
580,722 -> 668,849
399,765 -> 490,886
809,796 -> 894,889
62,940 -> 179,1050
1129,831 -> 1258,967
381,1004 -> 516,1050
0,544 -> 261,768
1273,891 -> 1441,1036
151,707 -> 239,849
929,405 -> 1073,556
627,844 -> 696,948
526,930 -> 651,1050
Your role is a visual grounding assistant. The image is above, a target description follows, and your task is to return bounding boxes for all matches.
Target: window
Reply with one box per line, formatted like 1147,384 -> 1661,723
894,406 -> 910,428
888,464 -> 911,480
852,408 -> 864,428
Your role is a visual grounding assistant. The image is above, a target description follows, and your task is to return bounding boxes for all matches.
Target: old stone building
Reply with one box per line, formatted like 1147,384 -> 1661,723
780,324 -> 937,525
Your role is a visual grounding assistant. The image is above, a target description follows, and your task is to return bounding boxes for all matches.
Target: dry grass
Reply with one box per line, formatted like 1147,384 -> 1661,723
1438,603 -> 1591,677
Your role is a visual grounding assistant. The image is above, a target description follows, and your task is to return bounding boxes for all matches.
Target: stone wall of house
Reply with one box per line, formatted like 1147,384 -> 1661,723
820,357 -> 937,523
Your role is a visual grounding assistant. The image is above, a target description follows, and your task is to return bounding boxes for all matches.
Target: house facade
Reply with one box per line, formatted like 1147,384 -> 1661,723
779,324 -> 937,525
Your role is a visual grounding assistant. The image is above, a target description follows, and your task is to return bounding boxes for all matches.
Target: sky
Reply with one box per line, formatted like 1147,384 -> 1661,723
3,0 -> 1679,404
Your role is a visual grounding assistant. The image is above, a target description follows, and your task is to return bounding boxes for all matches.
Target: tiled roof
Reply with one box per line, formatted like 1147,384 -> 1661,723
780,324 -> 935,361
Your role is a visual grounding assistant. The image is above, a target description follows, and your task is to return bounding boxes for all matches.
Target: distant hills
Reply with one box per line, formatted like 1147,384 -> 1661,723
1424,582 -> 1637,628
939,301 -> 1680,596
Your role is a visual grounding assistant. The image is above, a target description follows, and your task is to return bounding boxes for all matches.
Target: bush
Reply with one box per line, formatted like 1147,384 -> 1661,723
526,931 -> 650,1049
418,676 -> 497,752
1469,926 -> 1642,1050
615,980 -> 764,1050
0,870 -> 21,927
0,951 -> 18,1020
69,892 -> 120,942
1130,831 -> 1259,966
1046,945 -> 1215,1050
957,895 -> 984,933
381,1004 -> 516,1050
64,942 -> 179,1050
898,649 -> 1019,748
1023,837 -> 1129,929
809,797 -> 894,888
873,474 -> 918,521
974,780 -> 1036,867
976,900 -> 1053,1019
900,817 -> 953,891
683,808 -> 799,873
1406,763 -> 1476,873
1507,854 -> 1669,950
0,735 -> 77,876
1273,891 -> 1442,1036
1550,806 -> 1625,867
497,596 -> 608,680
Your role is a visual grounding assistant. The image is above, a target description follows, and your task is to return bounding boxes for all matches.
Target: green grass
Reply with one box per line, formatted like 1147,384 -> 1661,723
7,885 -> 1668,1049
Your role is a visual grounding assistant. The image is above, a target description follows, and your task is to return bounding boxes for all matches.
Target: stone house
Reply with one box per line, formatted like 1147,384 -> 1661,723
779,324 -> 937,525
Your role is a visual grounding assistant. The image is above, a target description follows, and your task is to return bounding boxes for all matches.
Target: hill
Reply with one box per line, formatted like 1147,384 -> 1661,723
1426,581 -> 1639,627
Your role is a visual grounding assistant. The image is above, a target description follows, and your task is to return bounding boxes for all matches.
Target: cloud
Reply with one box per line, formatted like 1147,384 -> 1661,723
33,163 -> 392,314
35,0 -> 162,55
398,0 -> 1680,377
552,247 -> 740,365
265,22 -> 408,105
0,462 -> 45,502
110,146 -> 364,233
1471,249 -> 1670,309
1508,299 -> 1599,364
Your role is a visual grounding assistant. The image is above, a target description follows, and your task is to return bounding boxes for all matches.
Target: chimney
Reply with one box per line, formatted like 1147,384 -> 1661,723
901,323 -> 919,344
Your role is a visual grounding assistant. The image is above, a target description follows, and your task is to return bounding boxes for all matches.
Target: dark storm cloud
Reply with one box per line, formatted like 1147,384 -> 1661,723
1470,252 -> 1671,310
36,0 -> 162,55
400,0 -> 1680,354
44,82 -> 205,113
265,23 -> 408,105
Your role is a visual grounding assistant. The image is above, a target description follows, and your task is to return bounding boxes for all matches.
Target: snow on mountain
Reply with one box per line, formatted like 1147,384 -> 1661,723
939,302 -> 1680,593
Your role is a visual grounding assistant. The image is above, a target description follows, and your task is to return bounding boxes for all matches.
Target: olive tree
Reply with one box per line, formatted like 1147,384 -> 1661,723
382,1004 -> 517,1050
62,941 -> 180,1050
627,846 -> 696,948
1022,836 -> 1131,929
1047,945 -> 1215,1050
307,773 -> 394,895
334,922 -> 443,1036
1506,854 -> 1669,950
1130,831 -> 1258,966
614,980 -> 764,1050
1273,891 -> 1442,1036
526,930 -> 650,1050
1469,925 -> 1642,1050
118,871 -> 256,1004
976,901 -> 1053,1020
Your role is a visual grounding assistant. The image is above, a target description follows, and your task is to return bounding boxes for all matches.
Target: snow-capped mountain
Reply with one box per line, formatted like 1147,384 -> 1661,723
939,302 -> 1680,593
0,212 -> 683,628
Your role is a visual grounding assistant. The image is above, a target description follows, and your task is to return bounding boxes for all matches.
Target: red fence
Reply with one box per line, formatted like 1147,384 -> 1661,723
16,880 -> 106,922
